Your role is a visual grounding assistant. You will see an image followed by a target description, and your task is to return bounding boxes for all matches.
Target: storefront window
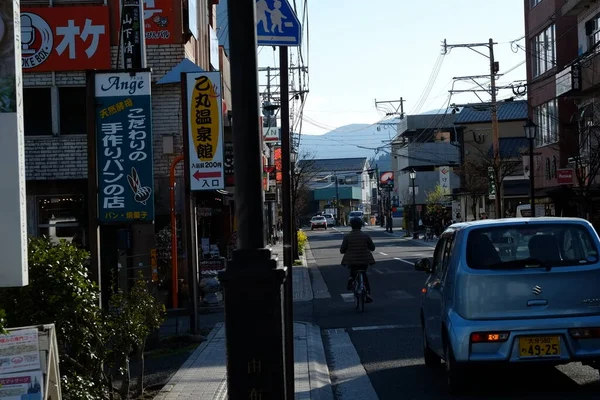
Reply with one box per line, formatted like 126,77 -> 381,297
37,195 -> 85,245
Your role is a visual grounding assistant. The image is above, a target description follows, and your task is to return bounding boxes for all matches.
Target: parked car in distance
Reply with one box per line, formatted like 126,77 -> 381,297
310,215 -> 327,230
348,211 -> 364,225
415,217 -> 600,394
323,213 -> 335,226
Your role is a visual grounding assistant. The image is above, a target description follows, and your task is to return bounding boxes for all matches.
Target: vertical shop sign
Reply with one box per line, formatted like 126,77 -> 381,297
224,142 -> 234,186
95,71 -> 154,223
439,165 -> 450,195
185,72 -> 225,191
0,0 -> 28,287
274,147 -> 282,183
121,0 -> 147,69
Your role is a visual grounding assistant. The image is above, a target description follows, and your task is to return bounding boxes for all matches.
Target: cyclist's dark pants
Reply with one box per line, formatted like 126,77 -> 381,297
349,264 -> 371,293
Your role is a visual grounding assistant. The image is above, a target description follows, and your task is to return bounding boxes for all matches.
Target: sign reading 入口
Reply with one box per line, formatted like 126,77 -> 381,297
21,6 -> 110,72
185,72 -> 225,191
95,71 -> 155,223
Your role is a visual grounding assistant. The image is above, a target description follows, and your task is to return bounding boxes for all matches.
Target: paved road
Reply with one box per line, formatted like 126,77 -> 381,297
307,226 -> 600,399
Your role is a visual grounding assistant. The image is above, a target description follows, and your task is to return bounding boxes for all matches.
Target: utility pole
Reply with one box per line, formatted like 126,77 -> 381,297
220,0 -> 286,397
374,98 -> 406,118
334,172 -> 340,226
443,38 -> 502,218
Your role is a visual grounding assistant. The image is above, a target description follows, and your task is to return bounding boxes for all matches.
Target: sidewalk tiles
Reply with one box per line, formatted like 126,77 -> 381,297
153,322 -> 333,400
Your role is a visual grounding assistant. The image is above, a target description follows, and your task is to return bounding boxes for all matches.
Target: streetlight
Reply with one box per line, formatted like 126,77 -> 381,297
524,119 -> 538,217
409,169 -> 418,239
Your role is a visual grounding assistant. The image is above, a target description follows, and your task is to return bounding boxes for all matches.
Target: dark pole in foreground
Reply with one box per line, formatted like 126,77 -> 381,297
280,45 -> 295,400
219,1 -> 286,398
411,171 -> 418,239
529,138 -> 535,216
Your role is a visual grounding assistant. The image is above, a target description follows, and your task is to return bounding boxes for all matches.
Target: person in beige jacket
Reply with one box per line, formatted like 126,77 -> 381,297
340,218 -> 376,302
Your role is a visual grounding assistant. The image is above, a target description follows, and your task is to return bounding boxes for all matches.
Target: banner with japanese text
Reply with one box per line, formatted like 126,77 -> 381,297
95,71 -> 154,223
21,6 -> 110,72
185,72 -> 225,191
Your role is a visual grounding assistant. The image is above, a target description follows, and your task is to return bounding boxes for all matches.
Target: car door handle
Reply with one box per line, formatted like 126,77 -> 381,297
527,299 -> 548,307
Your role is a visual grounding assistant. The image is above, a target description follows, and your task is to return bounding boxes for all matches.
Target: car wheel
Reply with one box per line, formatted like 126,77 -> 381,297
444,340 -> 467,395
422,327 -> 441,367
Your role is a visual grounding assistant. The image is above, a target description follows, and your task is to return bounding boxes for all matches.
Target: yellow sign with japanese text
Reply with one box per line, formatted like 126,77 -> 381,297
186,72 -> 225,191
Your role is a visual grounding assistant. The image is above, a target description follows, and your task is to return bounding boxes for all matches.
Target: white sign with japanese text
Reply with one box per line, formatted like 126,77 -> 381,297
439,165 -> 451,195
0,329 -> 40,374
185,72 -> 225,191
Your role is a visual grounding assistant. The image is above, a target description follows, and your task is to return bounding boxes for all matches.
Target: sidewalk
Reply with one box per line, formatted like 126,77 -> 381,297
153,244 -> 332,399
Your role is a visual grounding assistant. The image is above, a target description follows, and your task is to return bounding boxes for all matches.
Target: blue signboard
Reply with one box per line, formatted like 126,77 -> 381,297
95,71 -> 154,223
256,0 -> 301,46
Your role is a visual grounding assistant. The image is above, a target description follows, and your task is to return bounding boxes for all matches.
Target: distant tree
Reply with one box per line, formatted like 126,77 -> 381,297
292,151 -> 319,220
571,121 -> 600,220
425,184 -> 447,222
457,160 -> 489,220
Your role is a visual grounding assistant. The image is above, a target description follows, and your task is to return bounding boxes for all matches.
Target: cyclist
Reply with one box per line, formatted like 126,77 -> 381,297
340,217 -> 376,303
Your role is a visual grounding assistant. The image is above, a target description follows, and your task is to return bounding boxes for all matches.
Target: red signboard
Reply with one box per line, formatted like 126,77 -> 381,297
21,6 -> 110,72
21,6 -> 111,72
274,147 -> 282,183
557,168 -> 574,185
143,0 -> 177,44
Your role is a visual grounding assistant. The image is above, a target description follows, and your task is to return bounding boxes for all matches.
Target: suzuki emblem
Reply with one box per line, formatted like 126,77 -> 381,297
532,285 -> 542,295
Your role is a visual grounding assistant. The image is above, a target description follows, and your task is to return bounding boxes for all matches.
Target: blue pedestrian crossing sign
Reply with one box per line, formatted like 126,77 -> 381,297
256,0 -> 301,46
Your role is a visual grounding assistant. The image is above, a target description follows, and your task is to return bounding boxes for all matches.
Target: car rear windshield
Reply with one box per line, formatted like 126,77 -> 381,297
312,217 -> 325,220
349,212 -> 362,217
466,224 -> 599,270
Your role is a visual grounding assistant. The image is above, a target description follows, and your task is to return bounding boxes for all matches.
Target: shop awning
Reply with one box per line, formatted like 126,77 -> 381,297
156,58 -> 205,85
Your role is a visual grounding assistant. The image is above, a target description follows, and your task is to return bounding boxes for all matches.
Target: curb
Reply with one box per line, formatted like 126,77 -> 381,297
298,321 -> 335,400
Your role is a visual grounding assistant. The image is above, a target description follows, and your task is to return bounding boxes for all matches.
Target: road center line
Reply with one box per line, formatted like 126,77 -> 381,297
394,257 -> 415,265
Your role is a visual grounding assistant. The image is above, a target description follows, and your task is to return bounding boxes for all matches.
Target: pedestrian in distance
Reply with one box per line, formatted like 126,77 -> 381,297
340,218 -> 376,303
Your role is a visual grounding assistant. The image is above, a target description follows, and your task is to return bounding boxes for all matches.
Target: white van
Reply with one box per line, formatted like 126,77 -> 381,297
516,204 -> 532,218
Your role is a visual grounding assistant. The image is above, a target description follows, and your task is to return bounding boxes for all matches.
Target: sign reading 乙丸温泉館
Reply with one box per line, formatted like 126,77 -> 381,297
95,71 -> 155,223
185,72 -> 225,191
0,0 -> 28,287
21,6 -> 110,72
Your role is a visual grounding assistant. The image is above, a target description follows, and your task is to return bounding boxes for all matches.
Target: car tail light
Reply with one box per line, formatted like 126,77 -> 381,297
569,328 -> 600,339
470,332 -> 509,343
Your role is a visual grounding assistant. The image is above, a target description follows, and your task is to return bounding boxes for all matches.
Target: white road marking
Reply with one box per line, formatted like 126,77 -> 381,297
340,293 -> 355,303
379,252 -> 388,256
325,329 -> 379,400
372,268 -> 384,274
394,257 -> 415,265
350,324 -> 420,332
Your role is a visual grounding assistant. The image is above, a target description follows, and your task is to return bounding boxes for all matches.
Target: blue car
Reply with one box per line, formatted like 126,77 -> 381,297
415,217 -> 600,394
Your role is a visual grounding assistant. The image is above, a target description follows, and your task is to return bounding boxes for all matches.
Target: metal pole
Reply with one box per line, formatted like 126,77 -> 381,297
489,38 -> 501,219
529,138 -> 535,217
280,46 -> 295,399
376,166 -> 383,227
219,0 -> 286,397
335,172 -> 340,225
412,178 -> 418,239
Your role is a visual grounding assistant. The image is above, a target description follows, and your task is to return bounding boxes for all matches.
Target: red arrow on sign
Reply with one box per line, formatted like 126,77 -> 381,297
193,171 -> 222,181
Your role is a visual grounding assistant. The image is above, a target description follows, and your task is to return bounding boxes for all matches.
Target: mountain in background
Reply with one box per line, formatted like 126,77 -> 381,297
299,122 -> 398,171
298,108 -> 458,169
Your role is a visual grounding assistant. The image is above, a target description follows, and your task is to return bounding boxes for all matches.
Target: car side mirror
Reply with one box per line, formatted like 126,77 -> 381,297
414,258 -> 432,273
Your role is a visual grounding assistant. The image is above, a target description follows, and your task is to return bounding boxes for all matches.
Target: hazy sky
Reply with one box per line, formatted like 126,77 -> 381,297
255,0 -> 527,136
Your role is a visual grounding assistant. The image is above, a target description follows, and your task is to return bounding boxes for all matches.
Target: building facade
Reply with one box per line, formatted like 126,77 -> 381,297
524,0 -> 579,216
390,114 -> 462,226
21,0 -> 231,303
454,100 -> 530,220
301,157 -> 375,224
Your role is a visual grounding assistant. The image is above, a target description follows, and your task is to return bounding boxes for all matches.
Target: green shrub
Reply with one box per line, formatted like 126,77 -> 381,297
0,237 -> 109,399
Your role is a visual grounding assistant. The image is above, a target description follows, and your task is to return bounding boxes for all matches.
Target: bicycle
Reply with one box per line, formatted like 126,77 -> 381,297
353,269 -> 368,312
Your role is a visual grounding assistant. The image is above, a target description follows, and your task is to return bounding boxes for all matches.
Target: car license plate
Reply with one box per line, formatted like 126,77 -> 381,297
519,336 -> 560,358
